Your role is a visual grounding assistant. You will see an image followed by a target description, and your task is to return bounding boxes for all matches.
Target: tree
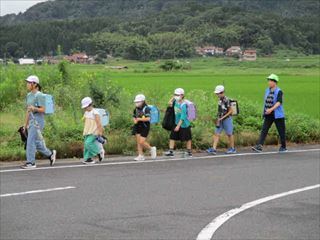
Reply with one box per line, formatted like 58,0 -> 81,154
254,36 -> 274,55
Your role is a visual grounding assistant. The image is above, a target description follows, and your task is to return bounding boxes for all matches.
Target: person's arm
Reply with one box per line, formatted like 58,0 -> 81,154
27,105 -> 45,113
218,99 -> 232,121
94,114 -> 104,136
168,97 -> 175,107
136,107 -> 151,122
24,110 -> 30,131
174,103 -> 186,131
136,117 -> 151,122
219,107 -> 233,121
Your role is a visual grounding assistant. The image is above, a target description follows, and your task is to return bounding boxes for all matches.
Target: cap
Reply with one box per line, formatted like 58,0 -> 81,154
174,88 -> 185,95
267,74 -> 279,82
214,85 -> 225,94
81,97 -> 93,109
25,75 -> 39,84
134,94 -> 146,103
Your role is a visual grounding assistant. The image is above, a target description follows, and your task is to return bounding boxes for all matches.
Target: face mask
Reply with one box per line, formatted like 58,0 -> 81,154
174,96 -> 181,101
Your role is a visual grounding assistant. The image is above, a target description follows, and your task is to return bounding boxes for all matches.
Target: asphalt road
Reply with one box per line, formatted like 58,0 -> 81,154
1,149 -> 319,240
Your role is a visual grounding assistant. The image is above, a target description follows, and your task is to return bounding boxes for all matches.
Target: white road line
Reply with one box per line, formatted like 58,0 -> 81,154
0,186 -> 76,198
0,148 -> 319,173
196,184 -> 320,240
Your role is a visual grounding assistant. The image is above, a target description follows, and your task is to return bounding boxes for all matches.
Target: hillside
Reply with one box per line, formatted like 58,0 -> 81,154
0,0 -> 319,59
1,0 -> 319,24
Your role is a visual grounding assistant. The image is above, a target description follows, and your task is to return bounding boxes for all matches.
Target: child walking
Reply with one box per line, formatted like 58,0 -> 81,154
21,75 -> 56,169
165,88 -> 192,157
81,97 -> 104,164
207,85 -> 236,155
252,74 -> 287,153
132,94 -> 157,161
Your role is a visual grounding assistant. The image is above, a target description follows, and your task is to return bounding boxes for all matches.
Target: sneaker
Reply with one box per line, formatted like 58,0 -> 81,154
279,147 -> 288,153
150,147 -> 157,159
50,150 -> 56,166
206,148 -> 217,155
82,158 -> 95,164
252,144 -> 263,153
98,153 -> 104,162
134,155 -> 145,161
21,162 -> 36,169
184,151 -> 193,158
164,150 -> 174,157
226,148 -> 237,154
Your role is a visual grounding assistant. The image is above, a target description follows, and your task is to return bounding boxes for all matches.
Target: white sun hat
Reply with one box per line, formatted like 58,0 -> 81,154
214,85 -> 225,94
25,75 -> 39,84
174,88 -> 185,95
81,97 -> 93,109
134,94 -> 146,103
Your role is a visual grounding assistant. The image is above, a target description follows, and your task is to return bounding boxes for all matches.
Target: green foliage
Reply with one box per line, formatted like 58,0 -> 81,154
159,60 -> 182,71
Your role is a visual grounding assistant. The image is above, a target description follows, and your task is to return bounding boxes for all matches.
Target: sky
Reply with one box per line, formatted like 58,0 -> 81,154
0,0 -> 48,16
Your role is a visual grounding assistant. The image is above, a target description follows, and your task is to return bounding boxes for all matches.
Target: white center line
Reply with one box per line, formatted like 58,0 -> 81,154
0,148 -> 319,173
196,184 -> 320,240
0,186 -> 76,198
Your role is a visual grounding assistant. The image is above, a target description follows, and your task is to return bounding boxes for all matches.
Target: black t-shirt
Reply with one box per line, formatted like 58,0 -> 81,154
133,104 -> 151,127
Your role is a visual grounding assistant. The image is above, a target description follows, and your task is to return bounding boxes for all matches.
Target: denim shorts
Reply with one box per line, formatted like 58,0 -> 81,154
215,117 -> 234,135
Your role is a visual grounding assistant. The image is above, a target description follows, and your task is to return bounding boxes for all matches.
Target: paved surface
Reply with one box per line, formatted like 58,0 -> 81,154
0,148 -> 319,240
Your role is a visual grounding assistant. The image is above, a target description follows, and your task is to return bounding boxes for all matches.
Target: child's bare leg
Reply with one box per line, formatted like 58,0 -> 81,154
136,134 -> 143,155
228,135 -> 235,148
169,140 -> 175,150
139,137 -> 151,150
186,140 -> 192,150
213,134 -> 220,149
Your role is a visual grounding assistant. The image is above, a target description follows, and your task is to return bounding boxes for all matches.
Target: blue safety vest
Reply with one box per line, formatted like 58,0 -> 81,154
263,87 -> 285,119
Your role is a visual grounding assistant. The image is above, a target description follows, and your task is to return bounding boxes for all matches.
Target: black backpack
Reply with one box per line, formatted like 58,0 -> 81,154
162,105 -> 176,131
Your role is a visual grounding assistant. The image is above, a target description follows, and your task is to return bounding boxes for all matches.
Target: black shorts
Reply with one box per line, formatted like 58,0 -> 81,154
170,126 -> 192,142
132,124 -> 150,138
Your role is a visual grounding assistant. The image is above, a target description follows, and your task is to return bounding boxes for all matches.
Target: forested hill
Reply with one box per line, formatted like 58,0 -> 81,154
0,0 -> 319,59
1,0 -> 319,24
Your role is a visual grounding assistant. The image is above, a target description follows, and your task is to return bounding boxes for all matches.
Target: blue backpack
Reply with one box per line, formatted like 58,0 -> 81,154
95,108 -> 110,127
35,92 -> 54,114
143,105 -> 160,124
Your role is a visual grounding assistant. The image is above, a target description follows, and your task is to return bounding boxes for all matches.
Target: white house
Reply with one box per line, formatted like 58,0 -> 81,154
19,58 -> 35,65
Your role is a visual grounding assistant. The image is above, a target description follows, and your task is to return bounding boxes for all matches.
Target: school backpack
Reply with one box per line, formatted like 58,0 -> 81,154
95,108 -> 110,127
143,105 -> 160,124
35,92 -> 54,114
162,105 -> 175,131
181,100 -> 197,121
230,99 -> 239,116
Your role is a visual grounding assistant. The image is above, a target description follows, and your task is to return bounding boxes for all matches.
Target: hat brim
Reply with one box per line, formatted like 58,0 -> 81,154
214,90 -> 223,93
267,78 -> 278,82
81,103 -> 91,109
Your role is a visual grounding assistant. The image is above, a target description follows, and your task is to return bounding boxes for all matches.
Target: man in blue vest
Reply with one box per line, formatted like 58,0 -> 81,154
252,74 -> 288,153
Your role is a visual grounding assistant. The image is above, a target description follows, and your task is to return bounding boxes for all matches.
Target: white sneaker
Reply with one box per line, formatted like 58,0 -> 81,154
150,147 -> 157,159
134,155 -> 145,161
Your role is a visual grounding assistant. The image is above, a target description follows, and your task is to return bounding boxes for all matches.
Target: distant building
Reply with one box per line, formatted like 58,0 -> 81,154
225,46 -> 242,57
18,58 -> 35,65
242,49 -> 257,61
215,47 -> 224,55
65,53 -> 89,64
